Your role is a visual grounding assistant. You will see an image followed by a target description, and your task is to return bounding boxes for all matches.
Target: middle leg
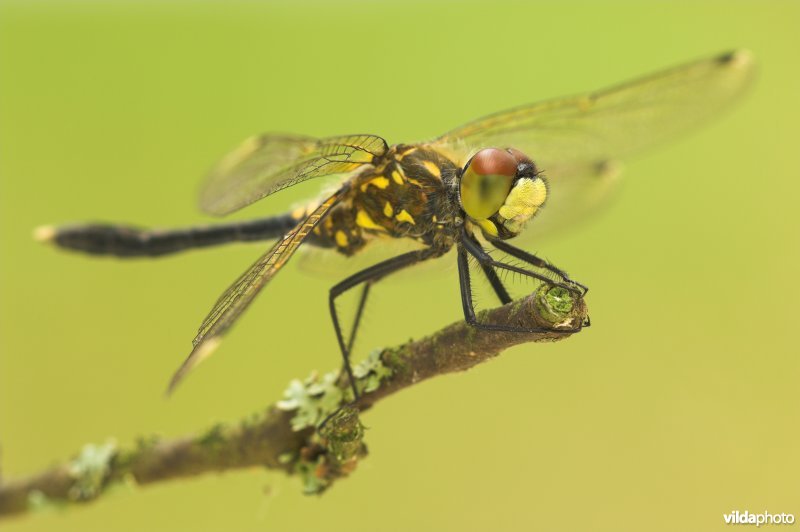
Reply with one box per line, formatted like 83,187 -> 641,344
329,248 -> 441,400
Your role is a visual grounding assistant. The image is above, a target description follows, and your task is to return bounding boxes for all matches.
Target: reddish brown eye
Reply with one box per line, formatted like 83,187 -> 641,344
506,148 -> 533,166
469,148 -> 518,177
460,148 -> 518,220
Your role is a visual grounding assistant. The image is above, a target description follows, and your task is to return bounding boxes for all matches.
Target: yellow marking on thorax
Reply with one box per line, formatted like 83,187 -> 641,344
383,201 -> 394,217
476,219 -> 499,237
356,209 -> 385,231
392,163 -> 422,187
335,230 -> 349,247
360,176 -> 390,192
395,209 -> 415,225
396,147 -> 418,160
422,160 -> 441,178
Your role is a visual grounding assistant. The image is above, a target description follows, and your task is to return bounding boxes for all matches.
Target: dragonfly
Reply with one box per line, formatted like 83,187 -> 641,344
38,50 -> 754,398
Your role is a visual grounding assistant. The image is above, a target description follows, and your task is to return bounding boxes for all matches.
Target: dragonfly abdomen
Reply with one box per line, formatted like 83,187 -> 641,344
37,214 -> 298,258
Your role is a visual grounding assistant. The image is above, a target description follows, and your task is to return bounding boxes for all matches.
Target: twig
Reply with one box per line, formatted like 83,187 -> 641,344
0,284 -> 587,520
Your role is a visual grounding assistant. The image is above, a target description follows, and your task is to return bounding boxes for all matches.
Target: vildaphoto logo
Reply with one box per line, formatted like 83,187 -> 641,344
724,511 -> 795,526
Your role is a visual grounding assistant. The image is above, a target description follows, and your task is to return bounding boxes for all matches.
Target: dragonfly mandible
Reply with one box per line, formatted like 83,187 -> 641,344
37,50 -> 754,398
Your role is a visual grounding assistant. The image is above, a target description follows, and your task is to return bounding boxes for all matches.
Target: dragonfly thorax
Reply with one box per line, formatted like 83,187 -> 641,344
459,147 -> 547,239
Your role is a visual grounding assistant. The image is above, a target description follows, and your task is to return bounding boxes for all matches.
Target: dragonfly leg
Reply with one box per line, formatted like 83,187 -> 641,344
490,238 -> 589,295
334,281 -> 372,386
463,232 -> 584,299
458,234 -> 584,334
329,248 -> 441,400
462,233 -> 580,296
479,262 -> 513,305
346,282 -> 372,355
330,282 -> 371,415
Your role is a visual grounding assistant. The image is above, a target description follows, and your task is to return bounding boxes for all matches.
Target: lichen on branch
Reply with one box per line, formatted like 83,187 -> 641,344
0,284 -> 587,521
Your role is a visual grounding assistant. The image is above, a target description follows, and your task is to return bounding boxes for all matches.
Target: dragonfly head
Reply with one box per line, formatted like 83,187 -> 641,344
458,147 -> 547,239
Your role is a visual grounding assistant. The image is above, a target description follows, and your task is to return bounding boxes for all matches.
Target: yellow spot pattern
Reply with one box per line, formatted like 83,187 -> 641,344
391,170 -> 404,184
422,160 -> 441,178
360,176 -> 390,192
356,209 -> 385,231
476,219 -> 498,237
383,201 -> 394,217
397,147 -> 418,160
395,209 -> 415,225
335,230 -> 348,248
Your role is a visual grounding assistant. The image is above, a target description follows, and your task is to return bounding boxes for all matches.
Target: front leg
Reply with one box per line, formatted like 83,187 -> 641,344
490,238 -> 589,295
458,232 -> 586,334
461,232 -> 585,300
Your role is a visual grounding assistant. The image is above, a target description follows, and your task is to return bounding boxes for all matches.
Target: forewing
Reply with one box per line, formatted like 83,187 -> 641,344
199,134 -> 387,216
435,50 -> 755,239
168,188 -> 346,393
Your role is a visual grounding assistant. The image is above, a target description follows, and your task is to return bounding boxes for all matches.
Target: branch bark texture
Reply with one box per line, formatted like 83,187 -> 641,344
0,285 -> 587,520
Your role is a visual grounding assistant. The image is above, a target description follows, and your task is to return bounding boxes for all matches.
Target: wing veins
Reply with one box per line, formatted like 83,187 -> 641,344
167,187 -> 346,393
199,134 -> 387,216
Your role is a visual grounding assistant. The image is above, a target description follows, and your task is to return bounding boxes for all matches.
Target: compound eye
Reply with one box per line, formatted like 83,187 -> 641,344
507,147 -> 533,166
460,148 -> 516,220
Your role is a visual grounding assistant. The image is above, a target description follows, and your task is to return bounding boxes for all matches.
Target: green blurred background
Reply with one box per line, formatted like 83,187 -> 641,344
2,1 -> 798,531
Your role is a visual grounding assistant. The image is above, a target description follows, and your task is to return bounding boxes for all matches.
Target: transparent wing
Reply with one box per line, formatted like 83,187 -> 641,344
168,188 -> 346,393
199,134 -> 388,216
434,50 -> 755,239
